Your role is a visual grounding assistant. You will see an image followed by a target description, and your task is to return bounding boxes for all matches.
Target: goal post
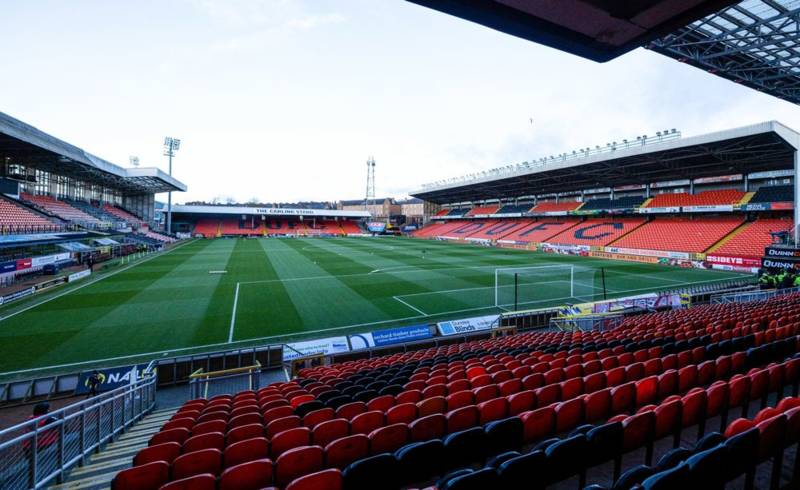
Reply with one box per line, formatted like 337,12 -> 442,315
494,264 -> 604,311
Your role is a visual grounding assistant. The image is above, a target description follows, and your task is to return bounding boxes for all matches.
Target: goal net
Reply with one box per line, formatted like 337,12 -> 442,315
494,265 -> 605,311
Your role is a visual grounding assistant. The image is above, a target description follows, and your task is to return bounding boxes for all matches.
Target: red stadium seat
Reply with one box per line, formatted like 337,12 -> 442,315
219,459 -> 274,490
112,461 -> 169,490
224,437 -> 269,468
171,448 -> 222,480
159,474 -> 216,490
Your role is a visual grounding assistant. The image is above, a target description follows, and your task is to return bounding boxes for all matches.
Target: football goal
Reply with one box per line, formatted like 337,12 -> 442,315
494,264 -> 607,311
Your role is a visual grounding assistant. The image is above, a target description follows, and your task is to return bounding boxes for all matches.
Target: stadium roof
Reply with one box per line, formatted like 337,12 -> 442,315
0,112 -> 187,194
649,0 -> 800,105
406,0 -> 738,62
410,1 -> 800,105
411,121 -> 800,204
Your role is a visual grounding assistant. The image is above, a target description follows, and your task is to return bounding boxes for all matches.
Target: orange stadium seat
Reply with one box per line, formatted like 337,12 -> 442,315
712,218 -> 793,258
611,216 -> 744,253
645,189 -> 745,208
21,193 -> 103,225
545,217 -> 645,246
499,219 -> 578,243
0,196 -> 60,233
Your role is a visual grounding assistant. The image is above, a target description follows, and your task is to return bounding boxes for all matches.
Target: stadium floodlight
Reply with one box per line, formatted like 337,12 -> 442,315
163,136 -> 181,233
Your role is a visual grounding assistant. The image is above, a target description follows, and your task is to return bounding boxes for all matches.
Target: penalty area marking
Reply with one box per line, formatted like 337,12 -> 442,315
228,282 -> 240,343
209,270 -> 228,274
393,296 -> 427,316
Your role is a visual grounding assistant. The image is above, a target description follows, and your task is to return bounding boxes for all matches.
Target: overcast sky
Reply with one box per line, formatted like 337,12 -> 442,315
2,0 -> 799,204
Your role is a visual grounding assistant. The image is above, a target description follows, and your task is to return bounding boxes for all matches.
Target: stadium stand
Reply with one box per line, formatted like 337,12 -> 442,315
339,221 -> 363,234
644,189 -> 745,208
545,217 -> 645,246
66,199 -> 124,225
749,184 -> 794,203
304,220 -> 345,235
0,196 -> 60,233
446,208 -> 470,217
465,206 -> 499,217
434,209 -> 450,217
103,204 -> 146,227
495,204 -> 532,214
609,216 -> 744,253
499,219 -> 579,243
194,219 -> 221,237
417,220 -> 478,238
117,293 -> 800,490
21,193 -> 103,226
580,196 -> 646,211
465,220 -> 531,240
220,219 -> 263,236
530,201 -> 583,213
143,230 -> 177,243
412,222 -> 449,237
711,217 -> 793,258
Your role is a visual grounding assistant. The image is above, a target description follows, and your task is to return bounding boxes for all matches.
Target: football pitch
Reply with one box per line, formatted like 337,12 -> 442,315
0,237 -> 748,377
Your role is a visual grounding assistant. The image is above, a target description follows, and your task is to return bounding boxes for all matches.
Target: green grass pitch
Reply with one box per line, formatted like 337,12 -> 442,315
0,237 -> 747,377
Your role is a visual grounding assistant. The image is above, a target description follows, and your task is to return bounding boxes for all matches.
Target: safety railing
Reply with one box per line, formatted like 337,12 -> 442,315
0,363 -> 157,490
550,313 -> 627,332
711,286 -> 800,304
188,363 -> 262,400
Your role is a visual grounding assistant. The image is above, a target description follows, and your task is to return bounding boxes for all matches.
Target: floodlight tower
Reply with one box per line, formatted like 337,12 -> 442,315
364,157 -> 376,210
163,137 -> 181,233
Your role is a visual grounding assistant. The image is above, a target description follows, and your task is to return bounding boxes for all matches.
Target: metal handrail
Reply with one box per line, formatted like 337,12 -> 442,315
188,363 -> 261,399
711,286 -> 800,304
0,371 -> 157,489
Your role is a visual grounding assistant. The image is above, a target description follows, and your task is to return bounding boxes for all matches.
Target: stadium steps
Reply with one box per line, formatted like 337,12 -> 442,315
49,408 -> 176,490
705,219 -> 753,254
640,197 -> 653,208
739,191 -> 756,204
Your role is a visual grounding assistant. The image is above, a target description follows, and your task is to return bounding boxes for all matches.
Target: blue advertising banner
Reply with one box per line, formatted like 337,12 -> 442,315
348,324 -> 432,350
367,222 -> 387,233
75,363 -> 149,395
372,324 -> 431,346
0,261 -> 17,274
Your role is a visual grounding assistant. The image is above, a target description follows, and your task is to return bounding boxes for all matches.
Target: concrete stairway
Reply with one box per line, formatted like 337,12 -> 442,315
49,408 -> 176,490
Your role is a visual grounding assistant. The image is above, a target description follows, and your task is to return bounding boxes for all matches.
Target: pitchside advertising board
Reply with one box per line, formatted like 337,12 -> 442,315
367,222 -> 387,233
437,314 -> 500,336
762,246 -> 800,272
75,363 -> 149,395
283,337 -> 350,361
348,324 -> 432,350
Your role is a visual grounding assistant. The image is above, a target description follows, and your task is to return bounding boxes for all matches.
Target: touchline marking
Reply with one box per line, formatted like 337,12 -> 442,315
393,296 -> 428,316
228,282 -> 240,343
0,239 -> 197,324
